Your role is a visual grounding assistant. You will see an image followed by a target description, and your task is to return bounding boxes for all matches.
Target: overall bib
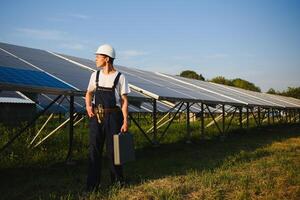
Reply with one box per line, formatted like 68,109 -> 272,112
87,71 -> 123,190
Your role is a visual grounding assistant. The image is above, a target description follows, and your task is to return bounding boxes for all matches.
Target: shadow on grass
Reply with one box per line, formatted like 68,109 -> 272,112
129,124 -> 300,181
0,124 -> 300,199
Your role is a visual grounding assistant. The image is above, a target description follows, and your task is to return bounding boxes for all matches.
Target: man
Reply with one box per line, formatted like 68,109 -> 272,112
85,44 -> 130,190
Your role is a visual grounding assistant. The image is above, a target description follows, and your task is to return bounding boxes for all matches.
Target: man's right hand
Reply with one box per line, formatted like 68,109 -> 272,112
86,106 -> 95,118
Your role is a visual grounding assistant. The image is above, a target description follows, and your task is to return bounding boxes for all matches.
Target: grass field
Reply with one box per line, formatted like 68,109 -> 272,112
0,118 -> 299,199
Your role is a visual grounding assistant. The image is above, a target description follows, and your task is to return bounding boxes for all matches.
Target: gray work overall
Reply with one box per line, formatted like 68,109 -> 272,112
87,71 -> 123,190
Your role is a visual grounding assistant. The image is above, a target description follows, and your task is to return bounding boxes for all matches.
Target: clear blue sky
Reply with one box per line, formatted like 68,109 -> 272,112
1,0 -> 299,92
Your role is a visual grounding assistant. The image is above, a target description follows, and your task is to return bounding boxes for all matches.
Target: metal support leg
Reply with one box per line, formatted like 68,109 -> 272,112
246,107 -> 249,129
279,110 -> 282,123
272,108 -> 275,124
200,103 -> 204,138
222,105 -> 225,133
268,108 -> 270,125
221,104 -> 225,139
258,107 -> 261,127
186,102 -> 191,143
66,95 -> 74,162
152,99 -> 158,145
239,107 -> 242,129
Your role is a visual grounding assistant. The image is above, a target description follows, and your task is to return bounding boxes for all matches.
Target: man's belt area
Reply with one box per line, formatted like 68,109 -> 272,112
93,105 -> 121,123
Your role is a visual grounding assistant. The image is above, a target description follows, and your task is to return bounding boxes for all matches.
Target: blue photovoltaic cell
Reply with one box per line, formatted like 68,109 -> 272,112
0,49 -> 38,71
0,66 -> 73,90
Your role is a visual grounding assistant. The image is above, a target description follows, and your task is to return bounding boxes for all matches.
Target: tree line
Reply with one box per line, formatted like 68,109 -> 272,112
267,87 -> 300,99
178,70 -> 300,99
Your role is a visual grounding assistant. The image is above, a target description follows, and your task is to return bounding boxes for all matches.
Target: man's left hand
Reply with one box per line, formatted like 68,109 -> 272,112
120,123 -> 128,133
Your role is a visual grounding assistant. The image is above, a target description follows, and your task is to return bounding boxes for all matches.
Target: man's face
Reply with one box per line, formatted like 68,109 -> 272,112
95,54 -> 108,68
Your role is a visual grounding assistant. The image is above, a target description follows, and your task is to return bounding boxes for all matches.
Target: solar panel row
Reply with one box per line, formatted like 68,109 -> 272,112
64,53 -> 300,109
0,42 -> 299,115
57,53 -> 300,109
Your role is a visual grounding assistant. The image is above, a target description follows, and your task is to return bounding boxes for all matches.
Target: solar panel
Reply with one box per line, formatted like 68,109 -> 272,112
0,66 -> 74,94
0,66 -> 71,89
0,90 -> 24,98
54,53 -> 243,104
128,104 -> 150,113
0,42 -> 89,91
156,73 -> 300,109
265,93 -> 300,108
58,53 -> 97,70
0,90 -> 35,104
0,43 -> 149,100
56,53 -> 152,101
37,94 -> 69,113
37,94 -> 86,113
56,54 -> 242,104
120,66 -> 249,105
158,73 -> 284,108
0,48 -> 37,71
221,84 -> 298,108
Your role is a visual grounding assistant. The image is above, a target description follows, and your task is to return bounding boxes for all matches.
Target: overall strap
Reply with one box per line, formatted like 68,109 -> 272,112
113,72 -> 122,89
95,70 -> 100,87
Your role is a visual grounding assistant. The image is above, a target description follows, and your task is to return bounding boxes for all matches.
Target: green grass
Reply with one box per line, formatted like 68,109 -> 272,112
0,116 -> 299,199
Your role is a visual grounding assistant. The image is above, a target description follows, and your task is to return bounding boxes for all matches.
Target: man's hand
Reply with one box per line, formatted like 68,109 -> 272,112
86,106 -> 94,118
85,91 -> 94,118
120,122 -> 128,133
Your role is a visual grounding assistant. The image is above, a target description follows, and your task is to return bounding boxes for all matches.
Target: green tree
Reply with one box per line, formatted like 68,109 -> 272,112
179,70 -> 205,81
210,76 -> 233,86
232,78 -> 261,92
281,87 -> 300,99
267,88 -> 277,94
210,76 -> 261,92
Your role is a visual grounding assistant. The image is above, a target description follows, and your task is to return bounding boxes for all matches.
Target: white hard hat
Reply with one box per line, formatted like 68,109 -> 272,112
95,44 -> 116,58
